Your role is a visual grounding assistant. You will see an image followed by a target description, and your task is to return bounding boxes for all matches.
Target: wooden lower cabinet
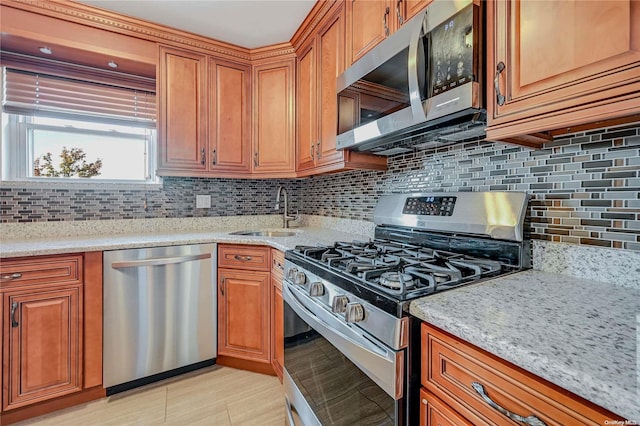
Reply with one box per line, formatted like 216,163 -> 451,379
3,287 -> 82,411
420,388 -> 472,426
421,323 -> 623,426
216,245 -> 285,379
270,249 -> 285,382
216,244 -> 275,375
217,268 -> 270,361
0,252 -> 104,425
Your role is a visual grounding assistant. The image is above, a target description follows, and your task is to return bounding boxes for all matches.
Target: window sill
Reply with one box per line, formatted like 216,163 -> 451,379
0,179 -> 162,191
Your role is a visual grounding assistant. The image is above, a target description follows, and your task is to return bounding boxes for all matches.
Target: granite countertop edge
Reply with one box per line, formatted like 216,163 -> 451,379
0,226 -> 369,258
409,270 -> 640,422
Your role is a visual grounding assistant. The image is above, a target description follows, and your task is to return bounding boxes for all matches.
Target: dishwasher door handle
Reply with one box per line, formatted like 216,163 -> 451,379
111,253 -> 211,269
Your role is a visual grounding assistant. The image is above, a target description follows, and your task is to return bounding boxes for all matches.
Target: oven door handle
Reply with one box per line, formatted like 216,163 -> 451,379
285,283 -> 387,356
284,283 -> 403,399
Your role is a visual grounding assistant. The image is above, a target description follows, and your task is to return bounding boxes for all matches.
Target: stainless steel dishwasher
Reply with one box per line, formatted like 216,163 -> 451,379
103,243 -> 216,393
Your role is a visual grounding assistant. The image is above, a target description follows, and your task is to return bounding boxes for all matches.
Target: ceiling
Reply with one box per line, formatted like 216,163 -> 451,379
76,0 -> 317,49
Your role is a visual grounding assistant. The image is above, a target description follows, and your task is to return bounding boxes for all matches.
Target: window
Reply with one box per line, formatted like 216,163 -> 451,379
1,67 -> 157,183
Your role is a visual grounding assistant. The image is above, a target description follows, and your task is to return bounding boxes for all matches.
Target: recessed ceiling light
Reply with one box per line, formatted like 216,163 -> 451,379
39,46 -> 53,55
107,61 -> 118,69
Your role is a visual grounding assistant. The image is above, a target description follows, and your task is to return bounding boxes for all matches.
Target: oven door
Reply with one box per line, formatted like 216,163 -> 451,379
283,282 -> 404,426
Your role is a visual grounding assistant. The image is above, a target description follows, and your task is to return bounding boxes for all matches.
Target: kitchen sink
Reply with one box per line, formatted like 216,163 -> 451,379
228,230 -> 298,237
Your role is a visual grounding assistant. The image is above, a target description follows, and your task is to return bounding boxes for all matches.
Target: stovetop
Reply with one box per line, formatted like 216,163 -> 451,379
290,238 -> 506,299
284,192 -> 530,317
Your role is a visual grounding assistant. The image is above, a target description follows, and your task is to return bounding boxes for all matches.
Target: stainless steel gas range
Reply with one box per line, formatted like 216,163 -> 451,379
282,192 -> 530,426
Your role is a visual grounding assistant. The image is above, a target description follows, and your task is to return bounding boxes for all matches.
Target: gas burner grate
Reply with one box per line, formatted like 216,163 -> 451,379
293,240 -> 506,299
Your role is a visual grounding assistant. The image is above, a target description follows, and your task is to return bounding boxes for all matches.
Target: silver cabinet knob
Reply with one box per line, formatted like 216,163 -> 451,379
345,302 -> 364,323
331,295 -> 349,313
309,282 -> 324,297
293,271 -> 307,285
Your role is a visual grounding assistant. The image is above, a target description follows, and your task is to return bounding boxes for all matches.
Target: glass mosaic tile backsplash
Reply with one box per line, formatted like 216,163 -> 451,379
2,124 -> 638,250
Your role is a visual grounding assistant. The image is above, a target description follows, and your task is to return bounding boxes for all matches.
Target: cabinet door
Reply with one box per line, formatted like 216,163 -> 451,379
252,60 -> 296,176
487,0 -> 640,142
210,59 -> 251,174
296,39 -> 318,173
317,4 -> 346,167
403,0 -> 431,22
270,250 -> 284,381
270,274 -> 284,382
157,46 -> 208,173
347,0 -> 393,65
3,287 -> 82,411
218,269 -> 270,362
420,388 -> 472,426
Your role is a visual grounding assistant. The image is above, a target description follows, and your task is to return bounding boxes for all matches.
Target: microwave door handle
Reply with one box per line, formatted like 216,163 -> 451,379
407,9 -> 427,120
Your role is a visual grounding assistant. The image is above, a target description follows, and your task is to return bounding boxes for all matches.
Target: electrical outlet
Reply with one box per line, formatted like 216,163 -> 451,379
195,195 -> 211,209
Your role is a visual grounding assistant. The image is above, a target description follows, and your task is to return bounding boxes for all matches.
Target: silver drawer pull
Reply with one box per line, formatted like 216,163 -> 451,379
1,273 -> 23,280
234,255 -> 252,262
471,382 -> 546,426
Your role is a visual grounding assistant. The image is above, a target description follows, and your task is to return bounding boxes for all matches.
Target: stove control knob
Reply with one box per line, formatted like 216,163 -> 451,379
331,295 -> 349,313
345,302 -> 365,323
309,282 -> 324,297
293,271 -> 307,286
286,268 -> 298,281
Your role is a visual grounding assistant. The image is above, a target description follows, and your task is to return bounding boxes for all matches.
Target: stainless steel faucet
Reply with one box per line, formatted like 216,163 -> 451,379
275,186 -> 298,228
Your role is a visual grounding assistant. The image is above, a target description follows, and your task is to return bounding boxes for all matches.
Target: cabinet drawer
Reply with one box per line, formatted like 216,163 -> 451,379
0,254 -> 82,289
271,249 -> 285,282
421,324 -> 618,426
218,245 -> 270,271
420,388 -> 472,426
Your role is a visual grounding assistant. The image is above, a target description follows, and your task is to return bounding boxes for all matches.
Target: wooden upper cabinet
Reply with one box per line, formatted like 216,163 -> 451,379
158,45 -> 252,177
252,59 -> 296,177
346,0 -> 397,65
157,45 -> 208,174
317,6 -> 346,167
487,0 -> 640,145
209,58 -> 251,174
402,0 -> 431,23
296,3 -> 387,175
296,39 -> 318,173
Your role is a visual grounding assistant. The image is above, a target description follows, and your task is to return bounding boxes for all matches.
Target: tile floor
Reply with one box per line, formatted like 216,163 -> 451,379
14,366 -> 285,426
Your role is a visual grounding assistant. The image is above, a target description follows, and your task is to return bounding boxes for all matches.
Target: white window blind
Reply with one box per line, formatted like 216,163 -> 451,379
2,68 -> 156,128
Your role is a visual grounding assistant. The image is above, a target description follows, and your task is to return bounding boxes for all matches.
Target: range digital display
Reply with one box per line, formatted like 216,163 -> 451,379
402,196 -> 456,216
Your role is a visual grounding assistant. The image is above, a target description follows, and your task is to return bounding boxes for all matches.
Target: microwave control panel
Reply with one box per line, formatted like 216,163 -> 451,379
403,196 -> 457,216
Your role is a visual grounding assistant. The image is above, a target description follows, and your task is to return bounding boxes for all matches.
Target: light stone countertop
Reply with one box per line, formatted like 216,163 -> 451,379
410,269 -> 640,422
0,227 -> 370,258
0,215 -> 375,258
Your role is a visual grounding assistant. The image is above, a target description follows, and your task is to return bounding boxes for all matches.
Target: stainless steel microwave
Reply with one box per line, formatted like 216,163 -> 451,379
336,0 -> 484,155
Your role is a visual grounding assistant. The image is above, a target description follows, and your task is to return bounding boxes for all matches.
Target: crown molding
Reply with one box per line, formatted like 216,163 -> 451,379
249,42 -> 297,63
2,0 -> 253,62
290,0 -> 337,51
